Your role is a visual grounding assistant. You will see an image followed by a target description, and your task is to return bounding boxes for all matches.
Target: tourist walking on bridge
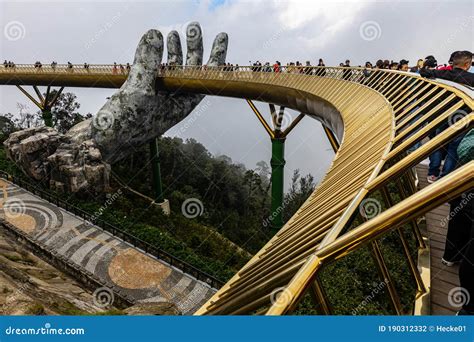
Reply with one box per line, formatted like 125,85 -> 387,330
422,51 -> 473,183
317,58 -> 326,76
420,50 -> 474,87
398,59 -> 409,71
342,59 -> 352,80
273,61 -> 281,73
410,59 -> 424,73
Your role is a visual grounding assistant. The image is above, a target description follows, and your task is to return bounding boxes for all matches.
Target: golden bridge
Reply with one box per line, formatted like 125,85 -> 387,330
0,64 -> 472,315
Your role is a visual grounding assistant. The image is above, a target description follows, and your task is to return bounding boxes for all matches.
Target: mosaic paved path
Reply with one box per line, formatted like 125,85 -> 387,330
0,178 -> 215,314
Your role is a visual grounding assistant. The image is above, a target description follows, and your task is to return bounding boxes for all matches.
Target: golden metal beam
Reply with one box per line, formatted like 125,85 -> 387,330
44,85 -> 51,108
16,85 -> 43,110
310,277 -> 331,315
371,115 -> 472,190
322,125 -> 339,152
282,112 -> 304,137
269,103 -> 279,132
370,240 -> 403,315
33,85 -> 45,105
48,86 -> 64,108
247,99 -> 274,139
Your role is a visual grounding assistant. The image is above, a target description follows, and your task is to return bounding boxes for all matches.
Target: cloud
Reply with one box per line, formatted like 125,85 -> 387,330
0,0 -> 472,188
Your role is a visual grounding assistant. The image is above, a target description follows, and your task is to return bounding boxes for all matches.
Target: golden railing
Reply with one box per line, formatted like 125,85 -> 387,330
0,64 -> 472,315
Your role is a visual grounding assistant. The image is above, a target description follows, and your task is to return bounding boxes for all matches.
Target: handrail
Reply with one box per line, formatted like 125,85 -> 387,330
0,171 -> 224,289
1,63 -> 471,107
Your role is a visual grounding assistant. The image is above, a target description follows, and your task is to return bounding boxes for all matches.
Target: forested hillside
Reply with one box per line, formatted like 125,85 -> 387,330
0,95 -> 316,281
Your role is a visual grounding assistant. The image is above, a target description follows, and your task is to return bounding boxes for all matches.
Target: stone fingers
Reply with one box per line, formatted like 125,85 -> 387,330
128,29 -> 164,90
207,32 -> 228,66
185,22 -> 203,66
167,31 -> 183,66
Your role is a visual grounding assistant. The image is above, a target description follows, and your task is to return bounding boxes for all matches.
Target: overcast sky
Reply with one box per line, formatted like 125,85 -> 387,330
0,0 -> 473,189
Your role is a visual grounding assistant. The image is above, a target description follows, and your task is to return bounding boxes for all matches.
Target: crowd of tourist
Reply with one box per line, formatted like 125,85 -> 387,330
2,60 -> 15,68
3,53 -> 474,86
2,60 -> 132,74
408,50 -> 472,316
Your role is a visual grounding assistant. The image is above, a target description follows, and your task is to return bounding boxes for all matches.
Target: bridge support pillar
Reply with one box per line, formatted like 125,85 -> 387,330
150,138 -> 170,215
41,108 -> 53,127
270,138 -> 286,232
246,99 -> 305,235
16,85 -> 63,128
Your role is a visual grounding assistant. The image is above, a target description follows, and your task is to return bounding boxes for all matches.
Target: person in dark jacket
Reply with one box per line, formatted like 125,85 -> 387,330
342,59 -> 352,80
425,51 -> 472,183
420,50 -> 473,87
443,130 -> 474,315
438,51 -> 458,70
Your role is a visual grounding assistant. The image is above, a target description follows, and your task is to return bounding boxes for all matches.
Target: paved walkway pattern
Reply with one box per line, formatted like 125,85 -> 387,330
417,165 -> 461,315
0,178 -> 214,314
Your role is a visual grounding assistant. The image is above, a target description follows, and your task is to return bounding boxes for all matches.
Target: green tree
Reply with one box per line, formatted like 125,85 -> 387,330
45,91 -> 92,133
283,169 -> 316,222
14,103 -> 41,129
0,114 -> 16,143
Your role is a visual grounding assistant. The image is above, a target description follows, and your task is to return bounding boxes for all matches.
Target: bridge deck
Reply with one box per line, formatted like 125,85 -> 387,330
417,164 -> 460,315
0,178 -> 214,314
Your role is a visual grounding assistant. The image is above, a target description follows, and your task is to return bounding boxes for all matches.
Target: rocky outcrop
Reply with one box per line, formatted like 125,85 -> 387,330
123,302 -> 181,315
4,127 -> 61,182
4,22 -> 228,193
0,228 -> 105,315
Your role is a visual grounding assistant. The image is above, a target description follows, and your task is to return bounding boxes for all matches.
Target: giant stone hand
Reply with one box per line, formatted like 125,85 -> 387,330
4,23 -> 228,193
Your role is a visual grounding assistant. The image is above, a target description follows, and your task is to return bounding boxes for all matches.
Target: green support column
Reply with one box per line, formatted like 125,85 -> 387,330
42,108 -> 53,127
150,138 -> 164,203
246,99 -> 304,234
270,138 -> 286,233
